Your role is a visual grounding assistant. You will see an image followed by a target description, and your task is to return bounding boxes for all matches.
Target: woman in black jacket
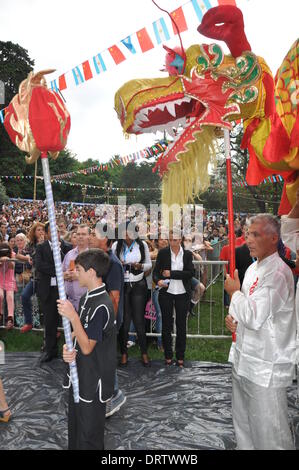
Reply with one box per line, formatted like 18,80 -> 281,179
153,231 -> 195,367
112,222 -> 152,367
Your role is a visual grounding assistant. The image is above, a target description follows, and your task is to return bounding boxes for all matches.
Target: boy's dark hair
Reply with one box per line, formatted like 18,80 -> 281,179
75,249 -> 110,278
44,221 -> 50,233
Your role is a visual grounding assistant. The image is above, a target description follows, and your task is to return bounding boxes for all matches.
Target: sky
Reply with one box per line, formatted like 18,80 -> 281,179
0,0 -> 298,164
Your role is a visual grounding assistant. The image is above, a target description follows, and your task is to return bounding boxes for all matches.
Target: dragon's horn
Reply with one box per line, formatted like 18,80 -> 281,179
198,5 -> 251,58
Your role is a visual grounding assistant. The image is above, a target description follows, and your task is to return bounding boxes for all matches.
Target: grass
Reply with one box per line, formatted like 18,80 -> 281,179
0,274 -> 232,363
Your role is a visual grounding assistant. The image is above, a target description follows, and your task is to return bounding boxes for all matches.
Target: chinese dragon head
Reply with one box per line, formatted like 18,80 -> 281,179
115,5 -> 299,214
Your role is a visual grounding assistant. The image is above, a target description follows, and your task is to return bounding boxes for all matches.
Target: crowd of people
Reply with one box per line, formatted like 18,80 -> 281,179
0,199 -> 234,335
1,197 -> 299,450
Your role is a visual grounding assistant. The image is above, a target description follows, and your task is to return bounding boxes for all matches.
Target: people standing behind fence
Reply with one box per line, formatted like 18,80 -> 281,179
35,222 -> 72,363
0,222 -> 9,242
64,229 -> 77,248
8,235 -> 16,252
20,222 -> 45,333
0,242 -> 17,329
62,224 -> 90,311
112,222 -> 152,367
220,220 -> 247,309
57,218 -> 69,241
182,234 -> 205,315
196,234 -> 213,288
153,230 -> 194,367
8,223 -> 17,239
145,236 -> 164,351
13,233 -> 32,327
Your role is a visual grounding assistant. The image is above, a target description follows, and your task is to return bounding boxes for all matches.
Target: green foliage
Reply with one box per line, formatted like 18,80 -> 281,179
0,41 -> 34,104
0,180 -> 8,205
199,125 -> 283,214
0,41 -> 35,198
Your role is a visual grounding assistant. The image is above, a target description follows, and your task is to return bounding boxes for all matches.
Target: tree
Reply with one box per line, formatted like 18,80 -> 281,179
0,41 -> 35,196
199,125 -> 283,214
116,162 -> 161,206
0,180 -> 8,206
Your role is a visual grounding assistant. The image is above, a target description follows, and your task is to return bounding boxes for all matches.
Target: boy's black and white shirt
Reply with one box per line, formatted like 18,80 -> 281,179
64,284 -> 117,403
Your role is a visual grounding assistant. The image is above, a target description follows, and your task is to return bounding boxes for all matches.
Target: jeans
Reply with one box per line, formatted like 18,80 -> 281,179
128,321 -> 136,343
21,279 -> 36,325
191,277 -> 200,289
152,288 -> 162,347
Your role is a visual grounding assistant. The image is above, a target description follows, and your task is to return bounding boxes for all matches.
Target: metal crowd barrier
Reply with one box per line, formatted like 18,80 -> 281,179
206,239 -> 228,287
0,248 -> 231,341
0,259 -> 41,330
143,259 -> 231,343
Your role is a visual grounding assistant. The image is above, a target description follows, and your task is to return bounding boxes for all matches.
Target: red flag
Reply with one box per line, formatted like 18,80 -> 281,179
217,0 -> 237,6
136,28 -> 154,53
108,45 -> 126,65
170,7 -> 188,34
58,74 -> 67,91
82,60 -> 93,81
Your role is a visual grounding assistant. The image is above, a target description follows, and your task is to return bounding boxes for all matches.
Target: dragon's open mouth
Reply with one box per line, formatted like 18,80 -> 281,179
130,95 -> 206,139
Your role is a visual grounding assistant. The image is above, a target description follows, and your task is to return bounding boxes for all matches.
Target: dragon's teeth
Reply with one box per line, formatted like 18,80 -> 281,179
167,128 -> 176,137
140,113 -> 149,122
166,102 -> 176,117
156,103 -> 166,111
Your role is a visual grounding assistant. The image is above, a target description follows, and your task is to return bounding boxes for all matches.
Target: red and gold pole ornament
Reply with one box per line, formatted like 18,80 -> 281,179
4,70 -> 80,403
4,69 -> 70,162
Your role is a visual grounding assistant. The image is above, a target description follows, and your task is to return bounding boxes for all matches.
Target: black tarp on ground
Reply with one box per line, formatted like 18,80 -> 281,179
0,352 -> 298,450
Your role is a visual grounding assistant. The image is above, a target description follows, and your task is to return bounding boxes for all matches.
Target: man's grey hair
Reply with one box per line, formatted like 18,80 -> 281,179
248,214 -> 280,237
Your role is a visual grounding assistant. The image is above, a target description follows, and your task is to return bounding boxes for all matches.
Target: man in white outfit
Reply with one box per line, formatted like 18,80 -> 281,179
225,214 -> 296,450
281,187 -> 299,307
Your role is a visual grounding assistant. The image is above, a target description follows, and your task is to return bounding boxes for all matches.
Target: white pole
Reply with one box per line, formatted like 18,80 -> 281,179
41,153 -> 80,403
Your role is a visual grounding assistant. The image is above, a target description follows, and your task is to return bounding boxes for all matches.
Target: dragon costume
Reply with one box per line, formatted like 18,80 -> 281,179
114,5 -> 299,214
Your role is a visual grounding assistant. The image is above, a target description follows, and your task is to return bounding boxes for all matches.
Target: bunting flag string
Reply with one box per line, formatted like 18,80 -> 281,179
0,173 -> 284,189
52,139 -> 169,180
51,180 -> 161,192
0,175 -> 160,192
0,0 -> 239,116
232,175 -> 284,188
47,0 -> 237,92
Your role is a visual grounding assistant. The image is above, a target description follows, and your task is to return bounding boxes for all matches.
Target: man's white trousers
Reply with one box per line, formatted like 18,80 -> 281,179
232,367 -> 295,450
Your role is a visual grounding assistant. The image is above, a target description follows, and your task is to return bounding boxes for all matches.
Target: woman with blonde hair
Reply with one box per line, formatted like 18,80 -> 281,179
14,233 -> 31,327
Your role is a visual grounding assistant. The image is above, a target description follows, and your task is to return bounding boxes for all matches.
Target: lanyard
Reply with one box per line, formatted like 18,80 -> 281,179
123,241 -> 136,263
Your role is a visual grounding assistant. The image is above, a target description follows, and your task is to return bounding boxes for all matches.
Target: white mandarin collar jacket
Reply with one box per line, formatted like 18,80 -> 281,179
229,252 -> 296,387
